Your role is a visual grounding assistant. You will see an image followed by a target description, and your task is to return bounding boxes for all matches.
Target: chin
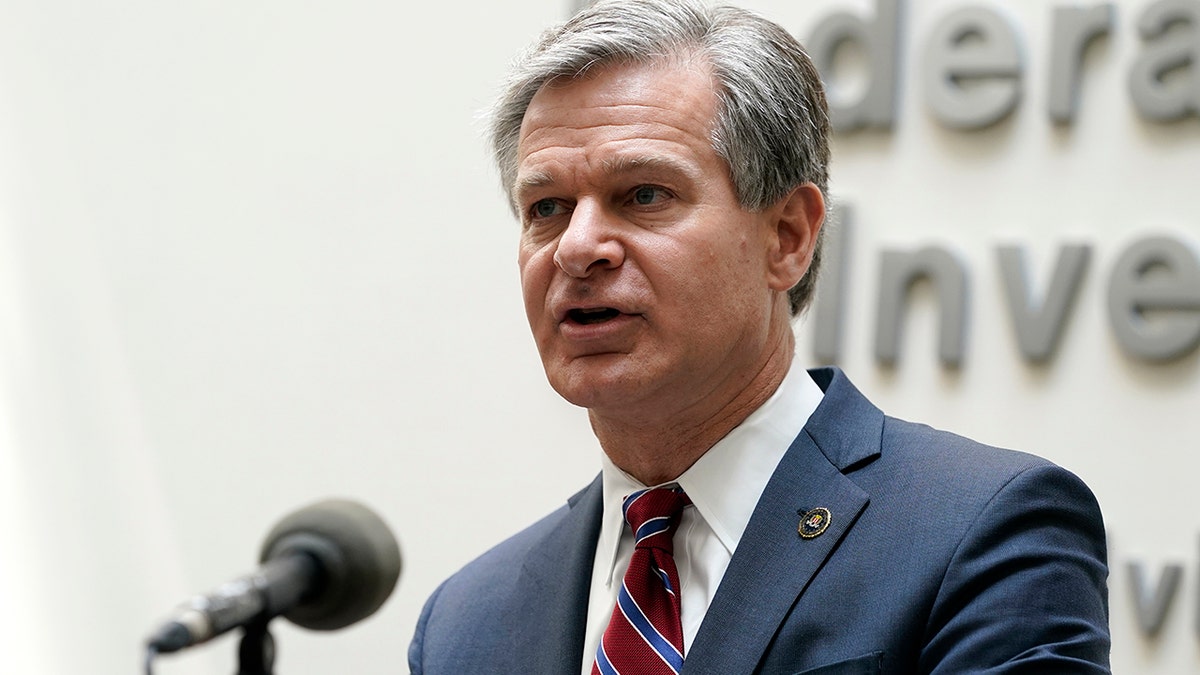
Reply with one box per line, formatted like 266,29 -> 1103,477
546,361 -> 651,411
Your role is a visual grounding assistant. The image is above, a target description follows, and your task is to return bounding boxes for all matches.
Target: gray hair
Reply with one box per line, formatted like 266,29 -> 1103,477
489,0 -> 831,315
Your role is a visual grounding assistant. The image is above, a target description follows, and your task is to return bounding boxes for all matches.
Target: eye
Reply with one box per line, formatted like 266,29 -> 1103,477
630,185 -> 668,207
530,198 -> 565,220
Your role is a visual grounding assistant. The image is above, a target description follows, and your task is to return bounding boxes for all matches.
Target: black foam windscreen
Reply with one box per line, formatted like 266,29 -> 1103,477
259,498 -> 402,631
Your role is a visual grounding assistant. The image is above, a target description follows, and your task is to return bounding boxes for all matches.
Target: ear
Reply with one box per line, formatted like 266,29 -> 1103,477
765,182 -> 825,292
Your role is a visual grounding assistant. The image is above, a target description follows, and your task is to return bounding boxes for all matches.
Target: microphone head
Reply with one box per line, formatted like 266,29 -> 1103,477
259,498 -> 402,631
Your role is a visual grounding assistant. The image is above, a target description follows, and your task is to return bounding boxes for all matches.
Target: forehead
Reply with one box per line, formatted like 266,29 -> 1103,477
515,58 -> 723,186
524,54 -> 717,120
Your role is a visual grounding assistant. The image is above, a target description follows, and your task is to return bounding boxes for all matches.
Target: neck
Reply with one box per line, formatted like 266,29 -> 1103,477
591,332 -> 795,486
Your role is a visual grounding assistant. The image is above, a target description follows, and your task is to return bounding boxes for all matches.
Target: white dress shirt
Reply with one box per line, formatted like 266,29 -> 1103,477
580,359 -> 826,674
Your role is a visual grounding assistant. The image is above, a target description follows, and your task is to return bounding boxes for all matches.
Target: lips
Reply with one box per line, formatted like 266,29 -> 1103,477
567,307 -> 622,325
551,294 -> 643,340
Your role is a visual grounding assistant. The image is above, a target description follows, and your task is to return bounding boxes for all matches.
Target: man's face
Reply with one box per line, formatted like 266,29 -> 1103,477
514,58 -> 794,421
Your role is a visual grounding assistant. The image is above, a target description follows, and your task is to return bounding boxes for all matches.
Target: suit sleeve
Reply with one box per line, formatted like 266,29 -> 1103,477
921,463 -> 1110,673
408,580 -> 446,675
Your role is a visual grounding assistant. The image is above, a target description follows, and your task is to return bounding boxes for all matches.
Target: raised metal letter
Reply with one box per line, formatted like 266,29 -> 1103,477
812,204 -> 853,364
923,6 -> 1025,129
997,244 -> 1092,363
1048,4 -> 1116,124
1129,0 -> 1200,121
1107,236 -> 1200,361
808,0 -> 901,132
1128,560 -> 1184,638
875,246 -> 969,368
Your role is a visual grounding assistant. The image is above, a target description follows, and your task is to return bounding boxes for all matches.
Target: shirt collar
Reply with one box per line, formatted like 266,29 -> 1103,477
595,359 -> 826,585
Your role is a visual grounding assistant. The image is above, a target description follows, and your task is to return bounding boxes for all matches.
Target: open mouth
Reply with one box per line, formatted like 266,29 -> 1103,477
567,307 -> 622,325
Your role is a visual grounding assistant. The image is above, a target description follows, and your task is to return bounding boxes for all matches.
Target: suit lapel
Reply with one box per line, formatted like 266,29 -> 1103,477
683,368 -> 884,675
510,475 -> 604,673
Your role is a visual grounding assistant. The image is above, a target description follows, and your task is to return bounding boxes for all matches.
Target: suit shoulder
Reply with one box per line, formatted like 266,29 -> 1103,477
411,480 -> 602,673
425,476 -> 602,604
859,414 -> 1102,534
880,414 -> 1056,478
441,499 -> 574,591
808,367 -> 1060,482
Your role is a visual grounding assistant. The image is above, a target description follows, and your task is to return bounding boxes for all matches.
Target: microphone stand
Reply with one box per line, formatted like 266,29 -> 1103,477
236,617 -> 276,675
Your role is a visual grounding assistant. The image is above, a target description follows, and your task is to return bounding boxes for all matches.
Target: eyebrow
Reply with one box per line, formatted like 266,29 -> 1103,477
512,170 -> 555,200
513,155 -> 698,201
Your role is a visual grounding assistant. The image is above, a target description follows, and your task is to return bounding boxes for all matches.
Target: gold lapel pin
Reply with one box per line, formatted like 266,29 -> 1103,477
798,507 -> 832,539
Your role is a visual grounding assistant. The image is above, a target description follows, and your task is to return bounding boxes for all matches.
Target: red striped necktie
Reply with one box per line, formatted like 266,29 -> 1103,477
592,487 -> 691,675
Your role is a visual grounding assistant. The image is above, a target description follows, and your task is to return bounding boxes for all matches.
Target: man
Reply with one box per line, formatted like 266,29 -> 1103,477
409,0 -> 1110,672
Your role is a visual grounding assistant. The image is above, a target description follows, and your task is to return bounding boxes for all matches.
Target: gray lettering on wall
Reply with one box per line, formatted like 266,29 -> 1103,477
808,200 -> 1200,366
1113,537 -> 1200,647
997,244 -> 1092,363
1048,4 -> 1116,123
1128,560 -> 1184,637
1130,0 -> 1200,120
801,0 -> 1200,129
875,246 -> 969,367
1107,236 -> 1200,361
923,6 -> 1024,129
807,0 -> 901,131
812,206 -> 853,364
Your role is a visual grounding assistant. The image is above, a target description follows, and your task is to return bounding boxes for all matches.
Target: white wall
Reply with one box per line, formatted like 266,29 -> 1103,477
0,1 -> 1195,673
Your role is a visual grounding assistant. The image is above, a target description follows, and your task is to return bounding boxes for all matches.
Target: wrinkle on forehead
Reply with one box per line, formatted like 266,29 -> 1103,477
519,54 -> 718,137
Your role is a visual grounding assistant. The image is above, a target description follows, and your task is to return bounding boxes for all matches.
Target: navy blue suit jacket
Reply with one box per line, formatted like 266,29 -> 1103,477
409,368 -> 1110,674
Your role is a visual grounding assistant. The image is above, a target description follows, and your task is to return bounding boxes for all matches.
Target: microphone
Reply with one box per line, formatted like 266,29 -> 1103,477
146,498 -> 401,653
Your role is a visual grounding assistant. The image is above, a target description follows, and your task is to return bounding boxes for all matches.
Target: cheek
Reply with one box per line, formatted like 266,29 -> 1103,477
701,232 -> 758,286
674,232 -> 767,315
518,247 -> 554,319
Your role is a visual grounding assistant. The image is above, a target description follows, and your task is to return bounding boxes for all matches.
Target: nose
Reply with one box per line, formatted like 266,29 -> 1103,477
553,201 -> 625,278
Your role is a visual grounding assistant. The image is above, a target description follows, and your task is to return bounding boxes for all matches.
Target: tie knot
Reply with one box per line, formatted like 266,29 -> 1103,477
622,487 -> 690,551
